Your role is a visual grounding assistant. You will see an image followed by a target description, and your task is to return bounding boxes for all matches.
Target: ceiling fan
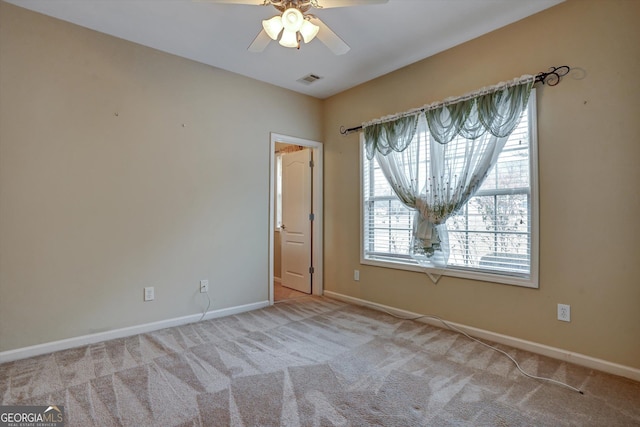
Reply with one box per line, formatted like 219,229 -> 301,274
202,0 -> 388,55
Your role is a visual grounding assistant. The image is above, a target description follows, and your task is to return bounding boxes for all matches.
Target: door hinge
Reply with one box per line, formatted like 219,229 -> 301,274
309,266 -> 314,274
309,213 -> 315,221
309,160 -> 314,168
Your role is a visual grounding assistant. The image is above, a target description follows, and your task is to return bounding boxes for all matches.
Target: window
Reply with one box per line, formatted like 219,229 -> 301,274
361,92 -> 538,287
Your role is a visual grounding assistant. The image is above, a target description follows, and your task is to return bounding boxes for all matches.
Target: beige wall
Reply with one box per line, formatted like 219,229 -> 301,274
0,2 -> 322,351
323,0 -> 640,369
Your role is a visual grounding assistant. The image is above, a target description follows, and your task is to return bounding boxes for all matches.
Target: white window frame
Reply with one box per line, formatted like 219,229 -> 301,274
360,90 -> 539,288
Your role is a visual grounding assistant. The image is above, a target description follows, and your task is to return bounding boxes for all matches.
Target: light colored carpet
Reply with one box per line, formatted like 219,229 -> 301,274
1,296 -> 639,426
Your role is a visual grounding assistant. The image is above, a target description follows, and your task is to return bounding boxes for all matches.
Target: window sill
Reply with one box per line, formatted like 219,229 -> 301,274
361,256 -> 538,289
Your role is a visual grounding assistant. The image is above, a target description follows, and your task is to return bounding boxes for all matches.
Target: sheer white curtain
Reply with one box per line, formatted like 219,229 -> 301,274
364,76 -> 534,282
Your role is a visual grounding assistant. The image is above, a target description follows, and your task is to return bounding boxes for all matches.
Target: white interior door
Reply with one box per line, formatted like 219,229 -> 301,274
281,149 -> 312,294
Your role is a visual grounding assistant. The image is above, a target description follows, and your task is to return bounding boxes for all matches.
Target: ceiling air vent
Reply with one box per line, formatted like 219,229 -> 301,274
297,74 -> 322,85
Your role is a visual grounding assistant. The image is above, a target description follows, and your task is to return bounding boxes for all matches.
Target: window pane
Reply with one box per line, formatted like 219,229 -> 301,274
366,199 -> 413,254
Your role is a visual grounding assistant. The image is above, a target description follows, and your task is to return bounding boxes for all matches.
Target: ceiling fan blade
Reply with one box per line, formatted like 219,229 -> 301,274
196,0 -> 388,6
194,0 -> 266,5
314,0 -> 388,8
248,29 -> 272,52
311,17 -> 350,55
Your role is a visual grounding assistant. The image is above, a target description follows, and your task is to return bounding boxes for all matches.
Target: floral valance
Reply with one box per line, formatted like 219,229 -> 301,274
363,75 -> 535,160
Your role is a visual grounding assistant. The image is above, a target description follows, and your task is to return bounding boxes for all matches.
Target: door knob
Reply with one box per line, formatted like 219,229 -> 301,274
281,224 -> 286,230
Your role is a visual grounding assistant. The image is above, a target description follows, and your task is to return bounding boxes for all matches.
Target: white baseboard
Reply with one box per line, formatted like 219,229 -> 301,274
0,300 -> 270,364
324,291 -> 640,383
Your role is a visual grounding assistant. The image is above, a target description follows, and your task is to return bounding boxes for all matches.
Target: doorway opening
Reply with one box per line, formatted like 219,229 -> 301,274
269,133 -> 323,305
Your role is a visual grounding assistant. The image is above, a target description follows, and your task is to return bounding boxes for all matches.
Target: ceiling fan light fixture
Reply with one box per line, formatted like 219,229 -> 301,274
299,19 -> 319,43
262,15 -> 283,40
246,0 -> 355,54
279,29 -> 299,48
281,8 -> 304,32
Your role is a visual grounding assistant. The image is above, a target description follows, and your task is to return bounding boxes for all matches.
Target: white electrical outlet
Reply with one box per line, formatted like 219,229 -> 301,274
354,270 -> 360,281
144,286 -> 155,301
200,279 -> 209,293
557,303 -> 570,322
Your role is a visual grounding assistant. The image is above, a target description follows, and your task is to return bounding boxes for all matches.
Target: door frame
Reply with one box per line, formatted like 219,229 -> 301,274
269,133 -> 323,305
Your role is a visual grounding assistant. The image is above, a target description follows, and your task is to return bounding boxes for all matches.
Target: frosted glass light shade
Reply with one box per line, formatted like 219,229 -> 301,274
279,29 -> 298,48
281,8 -> 303,32
262,15 -> 283,40
299,20 -> 319,43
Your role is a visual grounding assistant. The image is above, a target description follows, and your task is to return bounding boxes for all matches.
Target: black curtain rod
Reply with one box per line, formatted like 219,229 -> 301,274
339,65 -> 571,135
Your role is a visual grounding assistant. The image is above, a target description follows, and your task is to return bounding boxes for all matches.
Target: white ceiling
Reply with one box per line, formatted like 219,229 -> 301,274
6,0 -> 564,99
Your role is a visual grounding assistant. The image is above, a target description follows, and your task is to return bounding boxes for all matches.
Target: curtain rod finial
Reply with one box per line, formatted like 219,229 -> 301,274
535,65 -> 571,86
340,125 -> 363,135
